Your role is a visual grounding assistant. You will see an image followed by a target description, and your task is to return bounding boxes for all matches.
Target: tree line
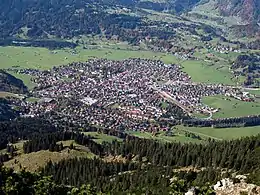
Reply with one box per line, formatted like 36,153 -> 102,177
0,164 -> 217,194
23,131 -> 103,156
0,39 -> 77,49
183,115 -> 260,128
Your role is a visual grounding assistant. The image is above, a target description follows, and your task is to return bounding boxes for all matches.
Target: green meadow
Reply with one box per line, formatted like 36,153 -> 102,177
177,125 -> 260,140
202,95 -> 260,118
0,46 -> 179,70
181,60 -> 235,85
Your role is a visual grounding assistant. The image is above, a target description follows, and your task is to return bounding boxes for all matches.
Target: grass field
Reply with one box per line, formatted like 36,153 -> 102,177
246,89 -> 260,96
0,46 -> 179,70
177,125 -> 260,140
83,132 -> 123,144
202,95 -> 260,118
126,130 -> 203,143
181,60 -> 234,85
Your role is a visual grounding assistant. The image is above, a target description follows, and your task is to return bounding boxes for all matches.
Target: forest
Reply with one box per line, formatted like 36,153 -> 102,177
0,70 -> 28,94
183,115 -> 260,128
0,114 -> 259,193
0,39 -> 77,49
232,54 -> 260,87
0,165 -> 218,194
0,98 -> 20,121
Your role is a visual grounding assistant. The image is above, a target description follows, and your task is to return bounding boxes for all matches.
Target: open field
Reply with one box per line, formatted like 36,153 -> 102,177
177,125 -> 260,140
181,60 -> 235,85
83,132 -> 123,144
202,95 -> 260,118
246,89 -> 260,96
126,130 -> 203,143
0,46 -> 179,70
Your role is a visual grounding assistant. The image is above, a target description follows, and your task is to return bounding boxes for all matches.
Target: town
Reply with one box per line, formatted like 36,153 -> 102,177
10,58 -> 254,132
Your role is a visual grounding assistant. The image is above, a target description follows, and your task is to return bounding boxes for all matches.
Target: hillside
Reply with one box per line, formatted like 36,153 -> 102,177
0,98 -> 19,121
0,70 -> 28,94
216,0 -> 260,24
0,0 -> 260,194
0,0 -> 259,42
0,117 -> 260,194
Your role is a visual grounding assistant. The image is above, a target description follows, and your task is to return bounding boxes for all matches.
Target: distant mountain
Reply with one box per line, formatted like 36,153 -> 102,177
0,0 -> 258,40
136,0 -> 259,24
0,70 -> 28,94
216,0 -> 260,24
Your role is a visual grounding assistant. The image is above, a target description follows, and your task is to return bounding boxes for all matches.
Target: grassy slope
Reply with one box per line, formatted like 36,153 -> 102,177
6,71 -> 36,90
202,95 -> 260,118
4,140 -> 95,172
0,91 -> 21,98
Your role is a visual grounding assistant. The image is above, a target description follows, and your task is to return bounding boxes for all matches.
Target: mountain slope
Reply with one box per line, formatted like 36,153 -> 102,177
144,0 -> 259,23
216,0 -> 260,24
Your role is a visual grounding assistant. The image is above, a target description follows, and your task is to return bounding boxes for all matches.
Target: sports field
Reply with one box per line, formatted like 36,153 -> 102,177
202,95 -> 260,118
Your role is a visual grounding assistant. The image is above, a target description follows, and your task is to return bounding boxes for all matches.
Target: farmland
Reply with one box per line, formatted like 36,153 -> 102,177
181,60 -> 235,85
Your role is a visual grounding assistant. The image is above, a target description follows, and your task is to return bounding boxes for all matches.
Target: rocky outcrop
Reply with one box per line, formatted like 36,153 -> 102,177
214,176 -> 260,195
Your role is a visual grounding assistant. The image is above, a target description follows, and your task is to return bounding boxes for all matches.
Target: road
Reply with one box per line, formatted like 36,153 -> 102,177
151,85 -> 213,120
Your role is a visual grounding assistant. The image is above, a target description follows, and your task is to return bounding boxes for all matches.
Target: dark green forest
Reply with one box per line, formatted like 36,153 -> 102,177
0,118 -> 259,194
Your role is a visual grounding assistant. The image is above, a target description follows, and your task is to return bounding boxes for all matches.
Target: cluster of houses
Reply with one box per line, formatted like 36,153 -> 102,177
159,82 -> 250,115
11,58 -> 253,131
